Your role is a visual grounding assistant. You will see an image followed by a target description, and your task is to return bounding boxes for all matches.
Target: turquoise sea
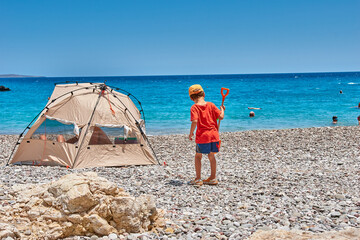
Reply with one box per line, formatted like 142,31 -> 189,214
1,72 -> 360,135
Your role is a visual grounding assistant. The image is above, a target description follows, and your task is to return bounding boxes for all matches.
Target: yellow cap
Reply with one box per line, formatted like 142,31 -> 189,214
189,84 -> 204,96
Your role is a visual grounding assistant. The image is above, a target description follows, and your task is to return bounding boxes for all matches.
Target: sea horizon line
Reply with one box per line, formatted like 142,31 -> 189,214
1,70 -> 360,79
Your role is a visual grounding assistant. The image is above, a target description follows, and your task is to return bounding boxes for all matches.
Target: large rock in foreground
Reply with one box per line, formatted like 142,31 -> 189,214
249,228 -> 360,240
0,172 -> 159,239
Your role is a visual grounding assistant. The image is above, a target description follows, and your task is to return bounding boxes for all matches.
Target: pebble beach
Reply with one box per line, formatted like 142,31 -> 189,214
1,126 -> 360,239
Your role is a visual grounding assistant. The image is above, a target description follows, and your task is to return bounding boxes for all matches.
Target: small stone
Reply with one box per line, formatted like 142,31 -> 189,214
109,233 -> 118,240
217,235 -> 227,240
339,201 -> 347,206
182,223 -> 191,228
278,226 -> 290,231
90,235 -> 99,240
335,194 -> 346,200
222,220 -> 231,225
258,226 -> 272,231
241,223 -> 253,229
165,228 -> 174,234
309,226 -> 323,232
339,223 -> 349,228
24,230 -> 31,235
330,211 -> 341,218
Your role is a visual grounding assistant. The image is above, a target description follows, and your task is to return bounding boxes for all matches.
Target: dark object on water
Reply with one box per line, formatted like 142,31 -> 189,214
249,111 -> 255,117
351,103 -> 360,108
332,116 -> 338,124
0,85 -> 10,91
340,90 -> 343,94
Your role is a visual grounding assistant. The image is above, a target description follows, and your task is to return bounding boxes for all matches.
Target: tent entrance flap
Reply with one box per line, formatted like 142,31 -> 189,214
95,123 -> 133,139
89,126 -> 137,145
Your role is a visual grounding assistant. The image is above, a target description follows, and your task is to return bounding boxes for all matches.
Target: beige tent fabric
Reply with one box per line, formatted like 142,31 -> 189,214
45,84 -> 141,127
11,139 -> 76,167
74,143 -> 154,168
10,83 -> 157,168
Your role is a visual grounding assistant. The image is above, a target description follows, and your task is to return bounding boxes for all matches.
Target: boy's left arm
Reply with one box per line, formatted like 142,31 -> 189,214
189,120 -> 197,141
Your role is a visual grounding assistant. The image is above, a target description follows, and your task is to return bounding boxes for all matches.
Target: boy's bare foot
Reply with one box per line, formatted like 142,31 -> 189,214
203,178 -> 218,185
189,178 -> 203,186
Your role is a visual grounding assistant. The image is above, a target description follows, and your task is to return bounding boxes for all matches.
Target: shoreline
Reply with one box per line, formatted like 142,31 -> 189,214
1,126 -> 360,239
1,124 -> 358,137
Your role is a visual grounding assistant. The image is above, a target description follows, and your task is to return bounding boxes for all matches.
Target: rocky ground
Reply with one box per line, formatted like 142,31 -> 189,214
1,126 -> 360,239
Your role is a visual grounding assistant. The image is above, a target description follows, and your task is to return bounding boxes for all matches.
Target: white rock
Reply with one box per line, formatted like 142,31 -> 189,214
109,233 -> 118,240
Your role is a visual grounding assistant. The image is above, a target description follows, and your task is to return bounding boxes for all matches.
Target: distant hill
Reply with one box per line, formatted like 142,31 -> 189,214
0,74 -> 44,78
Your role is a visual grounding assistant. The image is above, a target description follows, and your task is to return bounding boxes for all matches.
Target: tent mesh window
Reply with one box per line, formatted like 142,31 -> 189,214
89,126 -> 138,145
31,118 -> 80,144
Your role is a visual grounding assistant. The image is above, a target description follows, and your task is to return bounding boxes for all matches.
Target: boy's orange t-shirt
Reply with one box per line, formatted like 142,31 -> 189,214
190,102 -> 221,144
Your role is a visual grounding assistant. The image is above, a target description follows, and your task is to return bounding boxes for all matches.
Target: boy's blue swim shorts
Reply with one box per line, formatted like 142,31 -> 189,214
196,141 -> 220,154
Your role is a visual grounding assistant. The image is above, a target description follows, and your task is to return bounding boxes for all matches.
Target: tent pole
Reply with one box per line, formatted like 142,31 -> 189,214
6,133 -> 23,166
110,91 -> 160,165
136,122 -> 160,165
106,85 -> 146,124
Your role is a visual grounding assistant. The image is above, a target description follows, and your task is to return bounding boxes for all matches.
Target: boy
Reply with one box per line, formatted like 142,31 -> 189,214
188,84 -> 225,186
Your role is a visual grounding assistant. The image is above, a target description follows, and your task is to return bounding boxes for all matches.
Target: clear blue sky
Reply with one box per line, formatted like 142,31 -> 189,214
1,0 -> 359,77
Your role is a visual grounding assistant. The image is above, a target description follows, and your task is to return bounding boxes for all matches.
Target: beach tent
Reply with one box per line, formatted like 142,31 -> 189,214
7,83 -> 158,168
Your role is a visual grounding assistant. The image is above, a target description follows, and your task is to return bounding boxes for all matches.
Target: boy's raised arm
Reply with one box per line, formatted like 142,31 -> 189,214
218,105 -> 225,120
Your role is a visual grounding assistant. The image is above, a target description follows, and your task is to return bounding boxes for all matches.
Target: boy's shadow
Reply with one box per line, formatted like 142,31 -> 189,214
165,179 -> 184,186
